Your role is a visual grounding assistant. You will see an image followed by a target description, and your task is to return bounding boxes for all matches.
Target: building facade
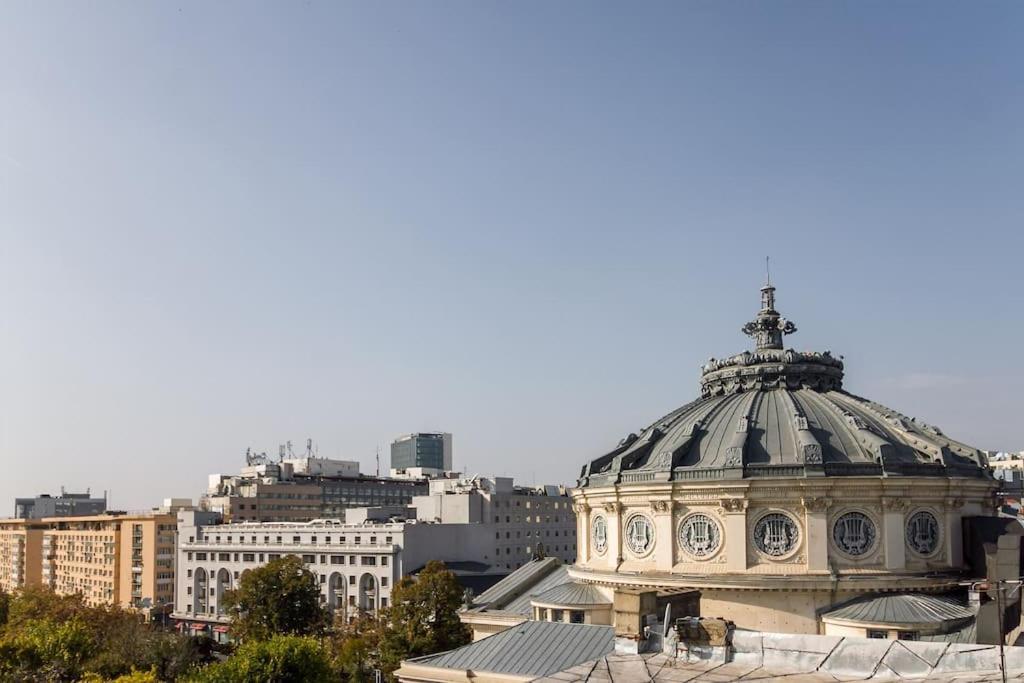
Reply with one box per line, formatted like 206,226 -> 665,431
391,433 -> 453,472
412,476 -> 577,570
0,510 -> 179,617
203,456 -> 428,523
14,490 -> 107,519
0,519 -> 43,593
172,511 -> 492,639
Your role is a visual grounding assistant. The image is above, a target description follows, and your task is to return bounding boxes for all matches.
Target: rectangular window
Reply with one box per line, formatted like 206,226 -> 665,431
195,552 -> 207,561
243,553 -> 255,562
897,632 -> 919,641
381,577 -> 388,587
867,630 -> 887,639
361,556 -> 377,566
349,575 -> 355,585
331,555 -> 344,565
381,556 -> 388,566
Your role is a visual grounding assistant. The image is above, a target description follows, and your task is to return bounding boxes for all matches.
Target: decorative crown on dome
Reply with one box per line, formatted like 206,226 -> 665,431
700,278 -> 843,396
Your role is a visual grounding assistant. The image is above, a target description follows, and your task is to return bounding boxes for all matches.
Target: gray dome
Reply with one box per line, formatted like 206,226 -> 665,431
579,284 -> 989,487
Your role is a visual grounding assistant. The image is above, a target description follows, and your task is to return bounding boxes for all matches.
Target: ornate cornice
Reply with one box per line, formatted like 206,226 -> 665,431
801,496 -> 832,513
881,497 -> 907,512
720,498 -> 748,513
649,500 -> 670,514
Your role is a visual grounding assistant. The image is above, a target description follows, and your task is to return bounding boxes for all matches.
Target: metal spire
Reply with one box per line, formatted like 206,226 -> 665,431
742,266 -> 796,350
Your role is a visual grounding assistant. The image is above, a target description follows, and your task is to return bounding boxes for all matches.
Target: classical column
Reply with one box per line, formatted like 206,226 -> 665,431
720,498 -> 748,571
881,497 -> 906,570
651,500 -> 674,567
945,497 -> 965,568
802,496 -> 831,572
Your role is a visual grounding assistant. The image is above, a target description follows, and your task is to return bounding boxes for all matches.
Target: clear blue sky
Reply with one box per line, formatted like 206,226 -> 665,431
1,2 -> 1021,511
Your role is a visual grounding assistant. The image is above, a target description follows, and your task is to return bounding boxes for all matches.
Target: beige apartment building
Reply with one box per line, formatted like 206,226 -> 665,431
0,519 -> 43,593
0,510 -> 179,617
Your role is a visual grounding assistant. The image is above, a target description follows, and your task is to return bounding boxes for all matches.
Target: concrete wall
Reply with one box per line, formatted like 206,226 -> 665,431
401,523 -> 495,572
731,630 -> 1024,680
700,589 -> 841,634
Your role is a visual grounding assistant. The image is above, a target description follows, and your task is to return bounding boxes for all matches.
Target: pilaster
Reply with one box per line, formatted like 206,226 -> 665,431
720,498 -> 748,571
945,497 -> 965,568
574,502 -> 591,564
651,500 -> 673,567
802,496 -> 831,572
881,497 -> 906,570
604,502 -> 623,569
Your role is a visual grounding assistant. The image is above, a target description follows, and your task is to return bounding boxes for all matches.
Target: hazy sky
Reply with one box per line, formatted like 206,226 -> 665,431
1,2 -> 1021,511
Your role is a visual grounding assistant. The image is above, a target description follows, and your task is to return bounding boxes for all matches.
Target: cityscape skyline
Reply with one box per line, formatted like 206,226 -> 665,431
3,1 -> 1022,511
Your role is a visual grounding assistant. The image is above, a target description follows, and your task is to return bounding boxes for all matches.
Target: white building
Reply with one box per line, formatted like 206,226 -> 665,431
172,510 -> 493,639
412,476 -> 577,570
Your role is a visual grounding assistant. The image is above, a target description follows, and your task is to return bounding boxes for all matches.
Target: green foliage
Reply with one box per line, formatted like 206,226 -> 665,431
191,635 -> 334,683
222,555 -> 327,642
0,616 -> 96,681
330,613 -> 380,683
375,560 -> 471,675
0,587 -> 204,682
0,589 -> 9,628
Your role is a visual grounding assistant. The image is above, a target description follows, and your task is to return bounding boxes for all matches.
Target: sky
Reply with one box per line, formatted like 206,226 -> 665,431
1,1 -> 1022,511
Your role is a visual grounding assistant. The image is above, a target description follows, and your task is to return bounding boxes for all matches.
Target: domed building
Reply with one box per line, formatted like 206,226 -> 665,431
569,282 -> 997,634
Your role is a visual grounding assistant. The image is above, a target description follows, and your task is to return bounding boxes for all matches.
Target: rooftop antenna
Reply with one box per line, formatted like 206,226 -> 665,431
286,440 -> 295,458
278,444 -> 285,462
306,438 -> 314,459
376,446 -> 380,478
766,255 -> 771,286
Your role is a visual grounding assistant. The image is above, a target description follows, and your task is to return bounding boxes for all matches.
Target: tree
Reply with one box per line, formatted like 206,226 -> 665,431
191,635 -> 334,683
376,561 -> 471,674
0,616 -> 97,682
0,587 -> 203,681
0,589 -> 9,628
221,555 -> 327,642
331,612 -> 380,683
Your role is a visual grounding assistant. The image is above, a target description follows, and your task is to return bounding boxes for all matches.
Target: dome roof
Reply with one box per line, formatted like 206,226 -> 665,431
579,283 -> 989,487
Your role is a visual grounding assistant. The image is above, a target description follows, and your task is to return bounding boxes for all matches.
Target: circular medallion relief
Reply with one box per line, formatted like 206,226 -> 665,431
678,513 -> 722,560
906,510 -> 940,556
753,512 -> 800,558
591,515 -> 608,555
832,511 -> 877,557
623,513 -> 655,556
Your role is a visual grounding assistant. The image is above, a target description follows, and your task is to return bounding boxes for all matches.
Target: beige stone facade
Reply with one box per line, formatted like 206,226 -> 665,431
0,520 -> 43,593
570,476 -> 995,633
0,512 -> 177,615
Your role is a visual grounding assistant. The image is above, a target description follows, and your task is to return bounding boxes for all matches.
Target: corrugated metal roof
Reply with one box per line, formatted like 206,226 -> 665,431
503,565 -> 571,615
823,593 -> 974,626
920,620 -> 977,644
411,621 -> 614,677
473,557 -> 561,607
531,581 -> 611,606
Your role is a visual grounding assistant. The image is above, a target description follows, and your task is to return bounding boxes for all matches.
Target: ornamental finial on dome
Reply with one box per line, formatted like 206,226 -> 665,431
742,261 -> 796,350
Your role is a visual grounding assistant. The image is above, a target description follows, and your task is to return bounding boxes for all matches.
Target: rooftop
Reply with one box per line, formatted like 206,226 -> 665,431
579,283 -> 989,486
822,592 -> 974,627
406,621 -> 614,678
